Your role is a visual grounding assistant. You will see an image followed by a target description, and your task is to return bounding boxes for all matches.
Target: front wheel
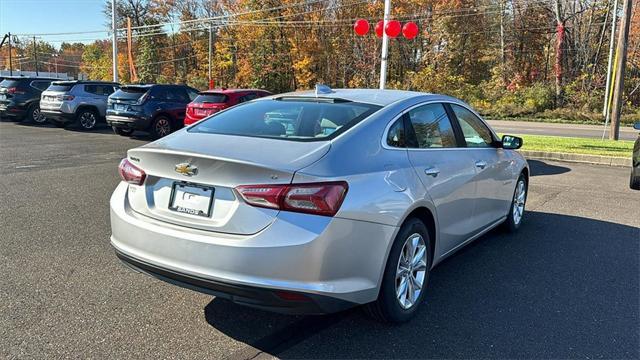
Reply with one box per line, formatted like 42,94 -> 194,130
503,174 -> 528,232
364,218 -> 432,323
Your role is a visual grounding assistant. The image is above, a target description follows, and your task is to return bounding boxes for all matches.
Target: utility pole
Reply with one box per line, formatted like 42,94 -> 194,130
111,0 -> 119,82
33,36 -> 39,76
609,0 -> 632,140
603,0 -> 619,118
379,0 -> 391,89
208,25 -> 213,89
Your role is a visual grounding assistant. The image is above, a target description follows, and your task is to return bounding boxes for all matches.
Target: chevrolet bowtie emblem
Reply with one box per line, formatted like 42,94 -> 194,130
175,162 -> 198,176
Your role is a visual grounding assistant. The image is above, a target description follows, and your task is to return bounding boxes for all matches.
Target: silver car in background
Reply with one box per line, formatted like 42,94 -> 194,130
40,81 -> 119,130
110,88 -> 529,323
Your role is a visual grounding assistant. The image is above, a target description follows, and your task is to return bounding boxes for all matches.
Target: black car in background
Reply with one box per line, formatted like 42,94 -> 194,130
0,77 -> 57,123
106,84 -> 198,139
631,122 -> 640,190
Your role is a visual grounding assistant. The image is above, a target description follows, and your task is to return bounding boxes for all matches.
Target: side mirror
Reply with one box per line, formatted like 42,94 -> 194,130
502,135 -> 523,150
633,122 -> 640,131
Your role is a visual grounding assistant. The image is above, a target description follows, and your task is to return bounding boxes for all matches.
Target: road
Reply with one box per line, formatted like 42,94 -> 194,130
1,121 -> 638,359
487,119 -> 638,141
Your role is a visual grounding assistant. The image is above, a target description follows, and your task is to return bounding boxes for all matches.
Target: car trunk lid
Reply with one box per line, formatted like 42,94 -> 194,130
125,133 -> 331,235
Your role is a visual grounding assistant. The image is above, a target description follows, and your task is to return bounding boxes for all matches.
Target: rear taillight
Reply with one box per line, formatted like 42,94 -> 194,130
118,158 -> 146,185
7,87 -> 25,95
56,95 -> 74,101
236,181 -> 348,217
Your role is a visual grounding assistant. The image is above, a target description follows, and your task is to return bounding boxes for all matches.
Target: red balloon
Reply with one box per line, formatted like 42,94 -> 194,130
375,20 -> 384,38
385,20 -> 402,38
353,19 -> 370,36
402,22 -> 419,39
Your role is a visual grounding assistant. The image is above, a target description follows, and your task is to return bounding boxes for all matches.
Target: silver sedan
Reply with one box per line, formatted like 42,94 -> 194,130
110,88 -> 529,323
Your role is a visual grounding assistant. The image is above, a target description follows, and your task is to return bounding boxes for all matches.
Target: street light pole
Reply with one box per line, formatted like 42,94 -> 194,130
379,0 -> 391,89
208,25 -> 213,89
111,0 -> 119,82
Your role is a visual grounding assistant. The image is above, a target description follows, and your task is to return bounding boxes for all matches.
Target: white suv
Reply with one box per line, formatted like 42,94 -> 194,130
40,81 -> 119,130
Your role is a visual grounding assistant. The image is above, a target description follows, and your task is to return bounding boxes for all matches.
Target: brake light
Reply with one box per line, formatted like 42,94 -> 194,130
7,87 -> 25,95
118,158 -> 146,185
236,181 -> 348,216
56,95 -> 74,101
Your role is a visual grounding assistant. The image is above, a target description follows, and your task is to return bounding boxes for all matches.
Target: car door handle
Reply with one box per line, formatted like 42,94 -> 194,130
424,167 -> 440,177
475,160 -> 487,169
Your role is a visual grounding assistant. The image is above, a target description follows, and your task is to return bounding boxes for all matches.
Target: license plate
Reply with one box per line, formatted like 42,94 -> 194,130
169,183 -> 214,217
0,94 -> 6,100
195,109 -> 208,116
114,104 -> 127,111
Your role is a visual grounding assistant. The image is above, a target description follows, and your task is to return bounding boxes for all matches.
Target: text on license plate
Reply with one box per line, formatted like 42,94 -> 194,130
114,104 -> 127,111
169,183 -> 214,217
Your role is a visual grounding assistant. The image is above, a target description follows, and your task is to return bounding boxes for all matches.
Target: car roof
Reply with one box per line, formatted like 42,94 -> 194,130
51,80 -> 119,86
200,88 -> 270,94
266,88 -> 462,107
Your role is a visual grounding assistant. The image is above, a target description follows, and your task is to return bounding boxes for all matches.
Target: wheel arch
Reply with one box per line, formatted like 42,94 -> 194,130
75,105 -> 100,116
403,207 -> 437,267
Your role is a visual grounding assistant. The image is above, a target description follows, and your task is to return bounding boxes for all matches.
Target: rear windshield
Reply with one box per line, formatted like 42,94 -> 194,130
111,86 -> 148,100
47,84 -> 74,92
193,93 -> 228,103
188,99 -> 381,141
0,79 -> 21,88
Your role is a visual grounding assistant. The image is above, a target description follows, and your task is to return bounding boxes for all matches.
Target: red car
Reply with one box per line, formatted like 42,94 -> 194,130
184,89 -> 272,125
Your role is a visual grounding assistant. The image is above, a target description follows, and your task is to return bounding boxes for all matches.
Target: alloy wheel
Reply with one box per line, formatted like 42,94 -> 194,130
513,179 -> 526,225
33,107 -> 47,123
80,112 -> 97,129
395,233 -> 427,310
155,118 -> 171,137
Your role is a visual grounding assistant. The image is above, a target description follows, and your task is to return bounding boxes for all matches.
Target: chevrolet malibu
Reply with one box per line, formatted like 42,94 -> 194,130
110,88 -> 529,323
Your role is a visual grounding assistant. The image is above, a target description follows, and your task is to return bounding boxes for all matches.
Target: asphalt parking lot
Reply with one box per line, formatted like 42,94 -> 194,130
1,121 -> 638,359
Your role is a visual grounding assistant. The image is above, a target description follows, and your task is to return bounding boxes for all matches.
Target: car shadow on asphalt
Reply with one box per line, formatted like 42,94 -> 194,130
528,159 -> 571,176
203,211 -> 639,359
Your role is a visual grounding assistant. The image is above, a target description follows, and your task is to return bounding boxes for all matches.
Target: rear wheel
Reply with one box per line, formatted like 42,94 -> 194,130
364,217 -> 432,323
503,174 -> 528,232
630,171 -> 640,190
24,103 -> 47,125
112,126 -> 134,137
76,108 -> 98,131
150,116 -> 173,139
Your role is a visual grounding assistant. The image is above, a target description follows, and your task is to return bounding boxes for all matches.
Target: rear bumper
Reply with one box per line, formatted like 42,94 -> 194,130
110,182 -> 396,313
115,249 -> 354,314
184,114 -> 204,126
0,102 -> 27,118
41,109 -> 75,123
106,113 -> 150,130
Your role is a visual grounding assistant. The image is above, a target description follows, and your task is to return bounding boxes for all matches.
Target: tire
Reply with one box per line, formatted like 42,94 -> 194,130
150,116 -> 173,139
112,126 -> 134,137
503,173 -> 528,232
23,103 -> 47,125
75,108 -> 99,131
630,171 -> 640,190
364,217 -> 432,323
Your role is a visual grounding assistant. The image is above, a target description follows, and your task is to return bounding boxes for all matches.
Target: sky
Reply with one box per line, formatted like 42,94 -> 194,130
0,0 -> 108,47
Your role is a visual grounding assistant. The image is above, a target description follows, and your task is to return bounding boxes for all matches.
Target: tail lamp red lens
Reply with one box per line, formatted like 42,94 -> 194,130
236,182 -> 348,217
118,158 -> 146,185
7,87 -> 25,94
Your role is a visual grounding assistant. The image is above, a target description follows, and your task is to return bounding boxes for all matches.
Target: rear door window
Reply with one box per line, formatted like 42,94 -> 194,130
405,103 -> 457,148
189,99 -> 380,141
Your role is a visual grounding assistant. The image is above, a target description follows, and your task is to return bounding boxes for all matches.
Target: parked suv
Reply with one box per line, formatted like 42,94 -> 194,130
0,77 -> 57,124
40,81 -> 120,130
107,84 -> 198,138
184,89 -> 272,125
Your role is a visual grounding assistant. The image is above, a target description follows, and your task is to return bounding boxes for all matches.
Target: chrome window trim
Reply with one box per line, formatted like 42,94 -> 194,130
381,100 -> 500,152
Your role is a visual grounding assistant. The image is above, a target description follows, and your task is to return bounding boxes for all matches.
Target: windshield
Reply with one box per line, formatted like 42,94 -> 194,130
0,79 -> 21,88
111,87 -> 148,100
47,84 -> 74,92
193,93 -> 228,103
189,99 -> 381,141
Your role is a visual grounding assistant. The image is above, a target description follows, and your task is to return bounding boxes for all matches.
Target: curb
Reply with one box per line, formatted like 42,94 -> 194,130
519,150 -> 631,168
